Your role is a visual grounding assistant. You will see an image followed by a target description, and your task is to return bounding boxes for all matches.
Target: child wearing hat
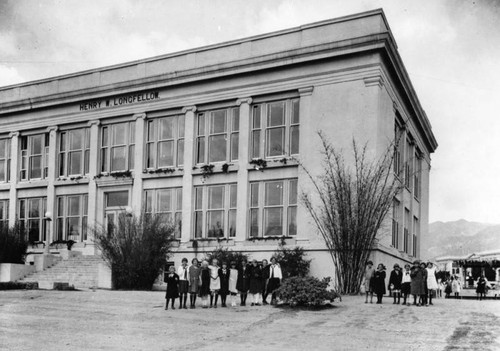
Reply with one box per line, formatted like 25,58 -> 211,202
388,263 -> 403,304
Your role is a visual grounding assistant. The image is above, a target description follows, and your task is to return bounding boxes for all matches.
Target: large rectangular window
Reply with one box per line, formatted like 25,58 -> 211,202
412,216 -> 419,257
58,128 -> 90,177
391,199 -> 400,249
18,197 -> 46,242
194,184 -> 237,239
56,194 -> 88,242
0,139 -> 10,183
249,179 -> 297,237
196,107 -> 239,164
404,137 -> 413,189
101,122 -> 135,173
20,134 -> 49,180
404,208 -> 410,254
0,200 -> 9,227
144,188 -> 182,239
146,115 -> 185,169
251,98 -> 299,159
413,150 -> 422,199
394,123 -> 403,177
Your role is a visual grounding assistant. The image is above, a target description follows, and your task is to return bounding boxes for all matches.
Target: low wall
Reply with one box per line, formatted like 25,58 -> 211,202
0,263 -> 36,282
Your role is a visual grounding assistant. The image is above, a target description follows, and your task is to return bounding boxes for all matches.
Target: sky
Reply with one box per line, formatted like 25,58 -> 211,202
0,0 -> 499,224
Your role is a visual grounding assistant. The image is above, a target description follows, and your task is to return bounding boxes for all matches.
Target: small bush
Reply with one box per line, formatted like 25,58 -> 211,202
0,282 -> 38,290
204,246 -> 249,267
0,223 -> 28,264
94,213 -> 175,290
272,245 -> 311,278
276,276 -> 339,307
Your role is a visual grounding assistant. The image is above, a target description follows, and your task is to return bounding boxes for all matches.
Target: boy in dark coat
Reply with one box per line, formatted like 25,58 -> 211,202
164,265 -> 179,310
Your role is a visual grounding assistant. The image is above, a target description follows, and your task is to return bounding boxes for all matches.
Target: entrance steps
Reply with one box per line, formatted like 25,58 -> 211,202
19,254 -> 107,290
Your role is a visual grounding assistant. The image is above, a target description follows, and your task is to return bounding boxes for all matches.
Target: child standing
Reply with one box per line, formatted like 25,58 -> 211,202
401,264 -> 412,305
248,259 -> 263,306
452,275 -> 462,298
165,265 -> 179,310
237,259 -> 250,306
177,258 -> 189,309
199,260 -> 211,308
228,261 -> 239,307
425,262 -> 438,306
364,261 -> 375,303
267,257 -> 283,305
476,274 -> 487,301
261,259 -> 270,305
188,258 -> 201,309
218,261 -> 230,307
388,264 -> 402,304
209,258 -> 220,308
373,264 -> 387,304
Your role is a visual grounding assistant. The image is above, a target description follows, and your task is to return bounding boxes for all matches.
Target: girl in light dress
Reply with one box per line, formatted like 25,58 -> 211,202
177,258 -> 189,309
209,258 -> 221,308
364,261 -> 375,303
425,262 -> 438,306
452,275 -> 462,298
228,261 -> 239,307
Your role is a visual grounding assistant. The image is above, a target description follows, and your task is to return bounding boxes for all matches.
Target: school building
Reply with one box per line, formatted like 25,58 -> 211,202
0,9 -> 437,288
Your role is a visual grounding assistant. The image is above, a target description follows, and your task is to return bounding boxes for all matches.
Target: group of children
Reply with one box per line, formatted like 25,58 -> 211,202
364,260 -> 439,306
164,257 -> 283,310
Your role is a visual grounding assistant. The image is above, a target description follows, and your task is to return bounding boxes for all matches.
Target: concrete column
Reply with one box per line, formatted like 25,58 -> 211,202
235,98 -> 252,242
132,113 -> 146,216
181,106 -> 196,242
46,126 -> 58,245
295,87 -> 314,241
86,120 -> 100,240
8,132 -> 19,227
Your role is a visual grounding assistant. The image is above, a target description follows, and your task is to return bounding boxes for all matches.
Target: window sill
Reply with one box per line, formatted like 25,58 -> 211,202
244,236 -> 296,246
187,238 -> 235,248
192,163 -> 239,176
54,176 -> 90,186
248,157 -> 299,171
17,180 -> 49,189
142,168 -> 184,179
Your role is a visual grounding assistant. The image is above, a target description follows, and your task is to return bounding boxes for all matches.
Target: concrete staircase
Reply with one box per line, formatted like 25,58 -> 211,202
20,254 -> 106,290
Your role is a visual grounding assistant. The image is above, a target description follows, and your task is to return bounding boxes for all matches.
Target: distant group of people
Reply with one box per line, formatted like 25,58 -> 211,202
364,260 -> 439,306
443,274 -> 491,300
164,257 -> 283,310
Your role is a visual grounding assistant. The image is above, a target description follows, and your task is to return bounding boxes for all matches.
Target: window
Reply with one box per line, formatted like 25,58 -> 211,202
413,150 -> 422,199
251,98 -> 299,159
391,199 -> 400,248
249,179 -> 297,237
194,184 -> 237,239
58,129 -> 90,177
146,115 -> 185,169
18,197 -> 46,242
144,188 -> 183,238
101,122 -> 135,173
196,107 -> 239,164
404,137 -> 413,189
394,123 -> 403,177
0,200 -> 8,227
0,139 -> 10,182
56,195 -> 88,241
404,208 -> 410,254
412,216 -> 419,257
20,134 -> 49,180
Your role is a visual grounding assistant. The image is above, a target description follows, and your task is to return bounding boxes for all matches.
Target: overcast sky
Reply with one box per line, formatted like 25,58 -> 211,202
1,0 -> 499,224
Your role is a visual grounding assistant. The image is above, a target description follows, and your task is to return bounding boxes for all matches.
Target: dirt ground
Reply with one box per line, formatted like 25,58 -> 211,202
1,290 -> 499,351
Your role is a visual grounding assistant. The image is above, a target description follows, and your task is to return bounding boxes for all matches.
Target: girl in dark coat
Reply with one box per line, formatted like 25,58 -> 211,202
388,264 -> 403,304
410,261 -> 425,306
218,261 -> 230,307
199,260 -> 211,308
236,259 -> 250,306
419,262 -> 428,306
248,259 -> 263,306
261,259 -> 270,305
373,264 -> 386,304
164,265 -> 179,310
476,275 -> 487,301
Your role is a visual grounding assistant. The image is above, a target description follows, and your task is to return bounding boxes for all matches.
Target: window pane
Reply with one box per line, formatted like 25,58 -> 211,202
197,114 -> 205,136
265,181 -> 283,206
290,126 -> 299,155
67,217 -> 80,238
31,135 -> 43,154
228,209 -> 236,237
69,151 -> 82,175
232,108 -> 239,131
144,190 -> 153,213
106,191 -> 128,207
177,139 -> 184,166
101,127 -> 108,146
210,110 -> 226,134
195,211 -> 203,238
230,184 -> 237,208
195,187 -> 203,210
289,179 -> 298,205
0,140 -> 6,157
30,156 -> 42,178
147,121 -> 155,142
68,196 -> 80,216
250,183 -> 259,207
292,100 -> 300,124
69,130 -> 84,150
266,128 -> 285,157
129,145 -> 134,170
159,117 -> 174,140
196,137 -> 205,164
288,207 -> 297,236
178,115 -> 185,137
208,135 -> 226,162
252,131 -> 260,158
174,212 -> 182,239
112,124 -> 126,145
83,195 -> 88,215
0,160 -> 5,182
231,134 -> 239,161
28,199 -> 40,218
129,122 -> 135,143
158,141 -> 174,167
264,208 -> 283,236
176,189 -> 183,211
268,102 -> 285,127
252,106 -> 261,128
110,147 -> 126,171
146,143 -> 154,168
56,218 -> 64,241
28,219 -> 40,242
208,186 -> 224,209
250,208 -> 259,237
207,210 -> 224,237
158,190 -> 172,212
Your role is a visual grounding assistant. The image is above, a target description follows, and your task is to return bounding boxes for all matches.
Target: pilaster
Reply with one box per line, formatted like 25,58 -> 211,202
181,106 -> 196,242
86,120 -> 100,240
8,132 -> 19,227
46,126 -> 58,244
132,113 -> 146,216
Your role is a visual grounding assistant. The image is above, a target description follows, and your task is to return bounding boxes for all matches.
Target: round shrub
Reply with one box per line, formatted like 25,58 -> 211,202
276,276 -> 339,307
